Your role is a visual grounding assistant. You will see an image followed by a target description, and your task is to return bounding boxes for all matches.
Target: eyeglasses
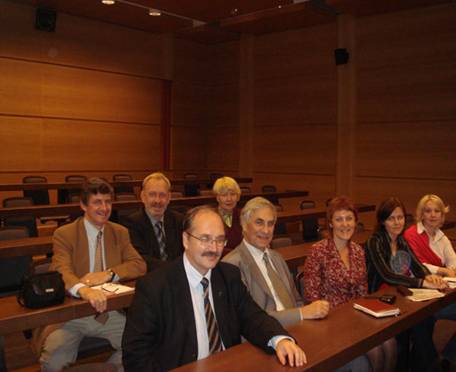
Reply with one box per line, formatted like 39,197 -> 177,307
186,232 -> 227,248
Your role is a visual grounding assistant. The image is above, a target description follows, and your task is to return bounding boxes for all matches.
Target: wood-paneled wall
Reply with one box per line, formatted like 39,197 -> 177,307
354,4 -> 456,213
208,3 -> 456,212
0,0 -> 167,186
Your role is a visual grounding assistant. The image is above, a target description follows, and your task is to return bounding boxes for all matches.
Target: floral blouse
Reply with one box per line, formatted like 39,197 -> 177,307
303,238 -> 368,308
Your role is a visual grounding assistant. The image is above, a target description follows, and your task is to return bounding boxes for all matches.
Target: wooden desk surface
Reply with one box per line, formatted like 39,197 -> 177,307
174,288 -> 456,372
0,177 -> 253,192
276,203 -> 375,224
0,284 -> 135,335
0,190 -> 308,218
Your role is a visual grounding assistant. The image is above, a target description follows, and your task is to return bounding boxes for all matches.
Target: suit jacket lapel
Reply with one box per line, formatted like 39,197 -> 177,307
175,258 -> 198,355
141,207 -> 160,257
76,217 -> 90,275
238,243 -> 275,301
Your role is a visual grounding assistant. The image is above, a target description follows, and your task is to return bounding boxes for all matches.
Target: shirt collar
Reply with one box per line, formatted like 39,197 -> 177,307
243,239 -> 271,260
183,252 -> 212,289
417,221 -> 444,241
145,209 -> 164,226
83,217 -> 104,236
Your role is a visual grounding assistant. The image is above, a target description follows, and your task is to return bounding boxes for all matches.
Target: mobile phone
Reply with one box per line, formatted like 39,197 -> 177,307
379,294 -> 396,304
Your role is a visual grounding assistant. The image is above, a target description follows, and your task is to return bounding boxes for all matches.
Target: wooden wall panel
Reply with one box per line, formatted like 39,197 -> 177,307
354,3 -> 456,204
254,24 -> 337,81
170,126 -> 207,171
0,58 -> 162,124
173,39 -> 212,85
254,124 -> 336,174
42,121 -> 160,171
0,1 -> 167,78
354,177 -> 456,220
0,1 -> 165,187
254,75 -> 337,125
358,62 -> 456,123
0,116 -> 43,171
357,121 -> 456,179
206,126 -> 239,171
211,83 -> 240,127
172,82 -> 213,125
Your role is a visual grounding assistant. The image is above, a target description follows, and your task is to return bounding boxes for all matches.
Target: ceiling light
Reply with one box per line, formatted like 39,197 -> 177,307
101,0 -> 115,4
148,8 -> 161,16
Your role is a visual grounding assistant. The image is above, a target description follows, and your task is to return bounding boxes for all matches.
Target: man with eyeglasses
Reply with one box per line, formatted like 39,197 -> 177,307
123,172 -> 183,271
223,197 -> 330,327
122,205 -> 306,371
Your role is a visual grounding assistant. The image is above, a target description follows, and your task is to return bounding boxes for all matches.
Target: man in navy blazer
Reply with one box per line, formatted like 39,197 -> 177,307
123,172 -> 183,271
122,206 -> 306,371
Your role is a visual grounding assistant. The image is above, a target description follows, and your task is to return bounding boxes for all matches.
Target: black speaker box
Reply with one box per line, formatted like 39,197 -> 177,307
334,48 -> 349,65
35,7 -> 57,32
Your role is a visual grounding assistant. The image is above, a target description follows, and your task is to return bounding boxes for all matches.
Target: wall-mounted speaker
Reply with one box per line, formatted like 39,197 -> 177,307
35,7 -> 57,32
334,48 -> 349,65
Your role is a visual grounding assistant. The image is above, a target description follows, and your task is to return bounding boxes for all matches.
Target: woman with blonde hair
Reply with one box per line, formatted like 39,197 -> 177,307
404,194 -> 456,277
213,176 -> 243,255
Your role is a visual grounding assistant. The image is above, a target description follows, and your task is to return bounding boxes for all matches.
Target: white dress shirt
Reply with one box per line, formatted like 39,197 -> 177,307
417,222 -> 456,274
183,253 -> 224,360
183,252 -> 291,359
69,218 -> 118,297
244,239 -> 286,311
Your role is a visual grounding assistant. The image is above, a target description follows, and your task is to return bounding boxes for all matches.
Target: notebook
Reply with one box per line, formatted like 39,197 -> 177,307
92,283 -> 135,295
353,298 -> 400,318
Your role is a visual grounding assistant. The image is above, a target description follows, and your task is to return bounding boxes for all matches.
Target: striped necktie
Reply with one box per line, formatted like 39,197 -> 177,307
155,221 -> 168,261
200,277 -> 222,354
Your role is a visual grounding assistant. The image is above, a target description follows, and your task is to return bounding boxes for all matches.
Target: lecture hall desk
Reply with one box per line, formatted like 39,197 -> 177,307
0,177 -> 253,192
0,190 -> 309,219
174,287 -> 456,372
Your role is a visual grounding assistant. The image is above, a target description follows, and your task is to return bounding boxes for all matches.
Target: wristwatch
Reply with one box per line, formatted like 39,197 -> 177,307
107,269 -> 115,282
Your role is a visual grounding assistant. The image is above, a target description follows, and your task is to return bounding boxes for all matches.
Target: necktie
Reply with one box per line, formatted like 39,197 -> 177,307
93,230 -> 108,324
94,230 -> 104,273
200,278 -> 222,354
263,252 -> 294,309
155,221 -> 168,261
222,213 -> 232,228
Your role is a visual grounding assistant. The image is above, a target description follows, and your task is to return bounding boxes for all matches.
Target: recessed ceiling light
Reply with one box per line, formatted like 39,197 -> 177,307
101,0 -> 115,5
148,8 -> 161,16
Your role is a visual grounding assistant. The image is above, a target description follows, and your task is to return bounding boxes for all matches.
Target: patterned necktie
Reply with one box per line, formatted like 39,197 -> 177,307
94,230 -> 104,272
201,278 -> 222,354
155,221 -> 168,261
222,213 -> 232,228
263,252 -> 294,309
93,230 -> 109,324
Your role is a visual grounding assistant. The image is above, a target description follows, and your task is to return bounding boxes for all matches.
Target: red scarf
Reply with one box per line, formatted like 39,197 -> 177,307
404,224 -> 443,267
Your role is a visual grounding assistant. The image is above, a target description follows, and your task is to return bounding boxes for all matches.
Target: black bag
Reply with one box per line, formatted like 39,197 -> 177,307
17,271 -> 65,309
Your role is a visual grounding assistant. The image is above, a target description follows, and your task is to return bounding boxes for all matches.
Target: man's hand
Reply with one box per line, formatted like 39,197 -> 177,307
80,271 -> 111,287
78,287 -> 107,312
300,300 -> 330,320
423,274 -> 448,289
439,267 -> 456,278
275,339 -> 306,367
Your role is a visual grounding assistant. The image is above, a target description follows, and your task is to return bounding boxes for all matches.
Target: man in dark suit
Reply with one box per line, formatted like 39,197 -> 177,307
123,172 -> 183,271
122,206 -> 306,371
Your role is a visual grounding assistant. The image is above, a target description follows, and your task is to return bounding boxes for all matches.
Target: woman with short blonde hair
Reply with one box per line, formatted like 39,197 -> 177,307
213,177 -> 243,255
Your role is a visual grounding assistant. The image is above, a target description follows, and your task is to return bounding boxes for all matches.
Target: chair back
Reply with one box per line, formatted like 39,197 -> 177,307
3,196 -> 34,208
300,200 -> 316,210
199,189 -> 213,196
115,192 -> 136,201
171,191 -> 183,198
184,173 -> 198,180
0,227 -> 32,295
240,186 -> 251,194
262,185 -> 277,193
65,175 -> 87,183
113,174 -> 134,194
23,176 -> 50,205
270,237 -> 292,249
